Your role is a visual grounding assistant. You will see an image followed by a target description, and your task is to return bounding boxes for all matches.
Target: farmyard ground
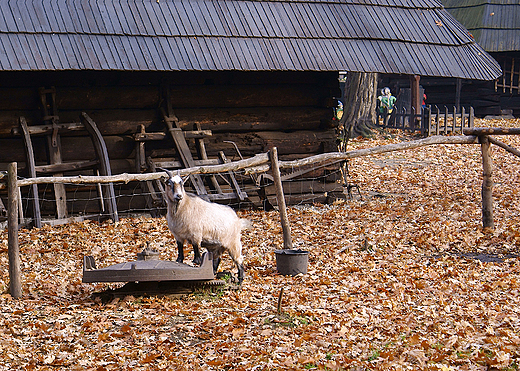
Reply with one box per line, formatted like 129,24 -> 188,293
1,119 -> 520,370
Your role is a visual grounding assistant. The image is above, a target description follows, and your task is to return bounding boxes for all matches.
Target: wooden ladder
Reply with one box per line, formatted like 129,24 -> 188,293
134,86 -> 247,208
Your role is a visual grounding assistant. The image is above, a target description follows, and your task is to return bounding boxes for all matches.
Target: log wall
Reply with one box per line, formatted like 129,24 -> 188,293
0,70 -> 341,216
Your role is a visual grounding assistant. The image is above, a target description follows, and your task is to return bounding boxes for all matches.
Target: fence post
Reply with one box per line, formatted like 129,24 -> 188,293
452,106 -> 457,133
435,105 -> 440,135
8,162 -> 22,298
422,106 -> 431,136
479,136 -> 494,230
461,106 -> 466,133
269,147 -> 293,249
469,107 -> 474,128
444,106 -> 448,135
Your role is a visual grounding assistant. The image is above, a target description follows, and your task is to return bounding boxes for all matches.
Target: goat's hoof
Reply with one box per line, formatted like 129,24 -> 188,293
176,257 -> 184,263
192,257 -> 202,266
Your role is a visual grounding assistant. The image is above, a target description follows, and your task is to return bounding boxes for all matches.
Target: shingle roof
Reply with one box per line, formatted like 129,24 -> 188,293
443,0 -> 520,52
0,0 -> 502,80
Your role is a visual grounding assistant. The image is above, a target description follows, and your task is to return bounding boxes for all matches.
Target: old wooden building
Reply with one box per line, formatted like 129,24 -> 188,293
426,0 -> 520,116
0,0 -> 502,225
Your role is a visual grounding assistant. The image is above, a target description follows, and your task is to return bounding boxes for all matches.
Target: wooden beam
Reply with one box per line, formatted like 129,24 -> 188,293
455,78 -> 462,111
269,147 -> 292,250
8,162 -> 21,298
80,112 -> 119,222
16,152 -> 270,186
410,75 -> 421,126
134,130 -> 212,141
35,160 -> 99,174
464,127 -> 520,136
479,136 -> 494,230
46,134 -> 68,220
488,136 -> 520,158
19,116 -> 42,228
11,122 -> 84,136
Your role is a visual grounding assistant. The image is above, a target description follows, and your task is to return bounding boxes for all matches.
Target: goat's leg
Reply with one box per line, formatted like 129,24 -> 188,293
192,243 -> 202,266
228,242 -> 245,284
176,240 -> 185,263
212,255 -> 221,275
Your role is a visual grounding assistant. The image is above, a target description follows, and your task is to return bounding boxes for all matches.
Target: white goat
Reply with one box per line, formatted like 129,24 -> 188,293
162,170 -> 247,283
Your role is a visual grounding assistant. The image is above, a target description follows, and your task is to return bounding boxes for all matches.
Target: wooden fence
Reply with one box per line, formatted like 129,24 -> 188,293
4,130 -> 520,298
376,106 -> 474,136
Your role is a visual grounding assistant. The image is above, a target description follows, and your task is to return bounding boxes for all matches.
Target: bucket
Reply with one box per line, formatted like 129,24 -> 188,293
275,249 -> 309,276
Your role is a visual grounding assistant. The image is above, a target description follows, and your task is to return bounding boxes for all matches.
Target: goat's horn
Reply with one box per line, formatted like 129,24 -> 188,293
158,167 -> 173,179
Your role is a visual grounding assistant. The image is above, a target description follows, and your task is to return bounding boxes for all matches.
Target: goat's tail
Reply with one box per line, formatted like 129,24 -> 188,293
240,219 -> 252,230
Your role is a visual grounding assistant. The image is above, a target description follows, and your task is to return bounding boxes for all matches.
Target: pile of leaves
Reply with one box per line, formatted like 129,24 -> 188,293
1,118 -> 520,370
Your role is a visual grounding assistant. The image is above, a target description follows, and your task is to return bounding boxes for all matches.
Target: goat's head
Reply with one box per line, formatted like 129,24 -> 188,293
160,168 -> 186,204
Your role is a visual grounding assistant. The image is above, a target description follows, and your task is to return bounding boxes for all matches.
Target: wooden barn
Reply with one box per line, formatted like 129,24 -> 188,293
418,0 -> 520,117
0,0 -> 502,226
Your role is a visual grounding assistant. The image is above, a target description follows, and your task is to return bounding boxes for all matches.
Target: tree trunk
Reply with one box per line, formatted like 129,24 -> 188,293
339,72 -> 379,142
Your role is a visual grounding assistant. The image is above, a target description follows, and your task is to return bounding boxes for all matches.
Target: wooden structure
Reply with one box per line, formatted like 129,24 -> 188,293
7,130 -> 520,296
376,105 -> 475,136
0,0 -> 504,221
13,107 -> 118,227
440,0 -> 520,116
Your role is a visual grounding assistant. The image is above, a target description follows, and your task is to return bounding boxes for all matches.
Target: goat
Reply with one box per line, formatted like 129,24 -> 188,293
161,169 -> 247,283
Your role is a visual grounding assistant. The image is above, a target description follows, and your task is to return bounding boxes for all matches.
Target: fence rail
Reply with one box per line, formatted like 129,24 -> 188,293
376,106 -> 474,136
5,132 -> 518,298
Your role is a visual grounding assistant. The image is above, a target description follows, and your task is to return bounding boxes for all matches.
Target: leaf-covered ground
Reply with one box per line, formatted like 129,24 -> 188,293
1,119 -> 520,370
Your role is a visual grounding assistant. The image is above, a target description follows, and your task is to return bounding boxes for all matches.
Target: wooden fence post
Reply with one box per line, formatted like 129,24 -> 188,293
269,147 -> 293,249
479,136 -> 494,230
8,162 -> 22,298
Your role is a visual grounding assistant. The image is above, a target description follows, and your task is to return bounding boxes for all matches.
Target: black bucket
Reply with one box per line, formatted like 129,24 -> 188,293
275,249 -> 309,276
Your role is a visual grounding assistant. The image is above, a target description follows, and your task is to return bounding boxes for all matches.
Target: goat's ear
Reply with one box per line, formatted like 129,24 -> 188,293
158,167 -> 173,181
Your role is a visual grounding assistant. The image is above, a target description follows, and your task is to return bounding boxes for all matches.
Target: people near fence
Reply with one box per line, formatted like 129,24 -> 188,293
377,87 -> 396,114
422,93 -> 427,109
334,99 -> 344,121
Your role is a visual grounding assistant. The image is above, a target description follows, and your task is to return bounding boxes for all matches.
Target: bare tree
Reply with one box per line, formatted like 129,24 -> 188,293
338,72 -> 379,146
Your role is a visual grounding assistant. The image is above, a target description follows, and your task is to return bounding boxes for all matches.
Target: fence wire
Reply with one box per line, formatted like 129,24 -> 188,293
2,162 -> 346,227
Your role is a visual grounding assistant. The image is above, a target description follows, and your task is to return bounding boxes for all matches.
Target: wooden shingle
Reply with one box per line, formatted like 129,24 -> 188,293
0,0 -> 502,79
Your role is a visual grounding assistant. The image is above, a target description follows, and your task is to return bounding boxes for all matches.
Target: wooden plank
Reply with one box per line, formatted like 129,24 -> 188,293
46,135 -> 68,219
104,0 -> 126,35
57,0 -> 75,31
126,0 -> 146,34
80,112 -> 119,222
219,151 -> 246,201
168,127 -> 207,196
11,122 -> 84,136
189,0 -> 210,35
68,0 -> 89,33
17,0 -> 36,33
59,34 -> 83,70
119,1 -> 139,35
152,158 -> 219,169
81,0 -> 100,33
93,0 -> 114,34
142,1 -> 163,35
0,2 -> 17,31
19,116 -> 42,228
202,1 -> 226,35
35,160 -> 98,174
1,33 -> 22,70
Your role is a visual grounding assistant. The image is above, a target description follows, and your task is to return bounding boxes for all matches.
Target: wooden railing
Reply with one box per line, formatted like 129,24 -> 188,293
376,106 -> 474,136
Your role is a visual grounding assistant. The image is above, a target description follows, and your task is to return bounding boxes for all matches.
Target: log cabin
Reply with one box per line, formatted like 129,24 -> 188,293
0,0 -> 502,226
415,0 -> 520,117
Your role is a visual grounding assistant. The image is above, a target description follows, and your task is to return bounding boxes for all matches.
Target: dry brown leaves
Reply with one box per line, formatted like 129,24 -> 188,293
0,119 -> 520,370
